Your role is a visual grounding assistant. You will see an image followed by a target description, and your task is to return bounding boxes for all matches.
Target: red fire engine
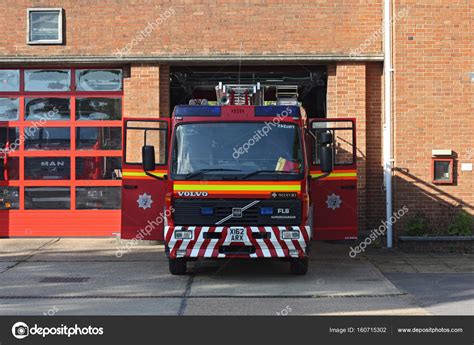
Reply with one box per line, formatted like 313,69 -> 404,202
121,84 -> 357,275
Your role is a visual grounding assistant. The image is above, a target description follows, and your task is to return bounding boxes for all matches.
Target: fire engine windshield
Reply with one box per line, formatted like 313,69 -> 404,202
171,122 -> 303,180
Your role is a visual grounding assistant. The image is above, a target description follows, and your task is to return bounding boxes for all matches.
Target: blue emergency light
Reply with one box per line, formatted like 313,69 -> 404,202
174,106 -> 221,117
254,106 -> 300,117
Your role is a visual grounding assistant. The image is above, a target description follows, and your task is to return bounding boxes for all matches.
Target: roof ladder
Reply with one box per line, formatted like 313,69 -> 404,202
276,85 -> 299,105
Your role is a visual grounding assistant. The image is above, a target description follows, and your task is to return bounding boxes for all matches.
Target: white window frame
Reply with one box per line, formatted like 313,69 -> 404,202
27,8 -> 63,45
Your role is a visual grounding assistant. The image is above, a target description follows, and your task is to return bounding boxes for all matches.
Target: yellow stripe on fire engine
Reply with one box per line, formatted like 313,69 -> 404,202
310,171 -> 357,179
122,170 -> 167,178
173,183 -> 301,192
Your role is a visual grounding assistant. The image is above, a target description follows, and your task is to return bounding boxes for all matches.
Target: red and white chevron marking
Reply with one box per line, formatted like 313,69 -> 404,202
165,225 -> 311,259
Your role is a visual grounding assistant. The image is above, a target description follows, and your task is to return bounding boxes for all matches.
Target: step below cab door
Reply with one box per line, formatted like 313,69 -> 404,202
121,118 -> 170,240
308,118 -> 357,240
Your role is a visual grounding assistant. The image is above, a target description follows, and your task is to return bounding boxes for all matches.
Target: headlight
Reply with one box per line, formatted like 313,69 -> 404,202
174,230 -> 193,240
281,230 -> 300,240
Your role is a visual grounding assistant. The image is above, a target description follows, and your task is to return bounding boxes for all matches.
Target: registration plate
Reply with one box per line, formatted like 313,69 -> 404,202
227,227 -> 247,242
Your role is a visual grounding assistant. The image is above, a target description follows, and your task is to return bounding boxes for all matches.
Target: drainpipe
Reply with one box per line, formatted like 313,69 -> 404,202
383,0 -> 394,248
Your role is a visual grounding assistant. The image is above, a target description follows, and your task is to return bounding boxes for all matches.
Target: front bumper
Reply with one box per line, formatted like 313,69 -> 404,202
165,225 -> 311,259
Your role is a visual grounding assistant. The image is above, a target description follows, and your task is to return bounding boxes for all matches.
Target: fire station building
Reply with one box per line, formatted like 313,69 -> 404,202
0,1 -> 472,242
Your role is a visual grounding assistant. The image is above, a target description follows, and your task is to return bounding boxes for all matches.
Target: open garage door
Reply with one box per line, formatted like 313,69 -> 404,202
170,65 -> 327,119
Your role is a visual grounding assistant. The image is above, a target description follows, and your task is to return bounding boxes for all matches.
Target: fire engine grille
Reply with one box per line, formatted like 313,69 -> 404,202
173,199 -> 301,226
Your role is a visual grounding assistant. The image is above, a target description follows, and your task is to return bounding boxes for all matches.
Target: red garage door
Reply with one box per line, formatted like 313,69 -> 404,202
0,68 -> 123,236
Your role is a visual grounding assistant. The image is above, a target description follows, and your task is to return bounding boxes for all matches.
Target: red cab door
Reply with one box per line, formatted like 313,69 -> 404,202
309,118 -> 357,240
121,118 -> 170,240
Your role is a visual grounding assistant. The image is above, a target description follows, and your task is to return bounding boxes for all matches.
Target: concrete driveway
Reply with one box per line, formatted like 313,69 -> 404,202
0,238 -> 470,315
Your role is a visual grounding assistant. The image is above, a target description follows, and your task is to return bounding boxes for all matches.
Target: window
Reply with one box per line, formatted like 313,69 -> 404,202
76,127 -> 122,150
76,98 -> 122,121
0,187 -> 19,210
76,157 -> 122,180
25,187 -> 70,210
0,98 -> 19,121
76,70 -> 122,91
125,121 -> 168,165
0,127 -> 19,153
25,157 -> 71,180
312,121 -> 355,165
25,98 -> 70,120
0,68 -> 123,217
0,157 -> 19,181
432,158 -> 453,184
76,187 -> 121,209
27,8 -> 63,44
24,127 -> 70,150
0,70 -> 20,92
25,70 -> 70,91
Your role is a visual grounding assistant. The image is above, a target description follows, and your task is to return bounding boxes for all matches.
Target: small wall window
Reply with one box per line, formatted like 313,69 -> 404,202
27,8 -> 63,45
432,158 -> 454,184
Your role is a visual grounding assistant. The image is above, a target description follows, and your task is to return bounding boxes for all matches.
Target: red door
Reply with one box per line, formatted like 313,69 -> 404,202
121,118 -> 170,240
309,118 -> 357,240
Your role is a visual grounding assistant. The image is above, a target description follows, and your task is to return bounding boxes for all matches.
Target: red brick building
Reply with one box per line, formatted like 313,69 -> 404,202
0,1 -> 472,242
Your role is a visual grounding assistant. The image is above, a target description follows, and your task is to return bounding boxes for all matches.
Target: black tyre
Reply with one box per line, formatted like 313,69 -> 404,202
169,258 -> 187,275
290,258 -> 308,275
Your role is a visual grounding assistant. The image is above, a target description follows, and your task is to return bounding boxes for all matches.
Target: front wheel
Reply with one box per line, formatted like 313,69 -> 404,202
290,258 -> 308,275
169,258 -> 187,275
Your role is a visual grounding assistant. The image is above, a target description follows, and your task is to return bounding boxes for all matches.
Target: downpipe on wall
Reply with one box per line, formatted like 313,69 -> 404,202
383,0 -> 394,248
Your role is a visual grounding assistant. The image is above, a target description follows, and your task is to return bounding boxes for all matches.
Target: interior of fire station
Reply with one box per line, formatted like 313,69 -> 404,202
169,65 -> 328,118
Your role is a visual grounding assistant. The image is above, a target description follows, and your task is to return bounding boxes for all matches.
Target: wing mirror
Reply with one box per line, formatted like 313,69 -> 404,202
142,145 -> 156,171
317,132 -> 334,173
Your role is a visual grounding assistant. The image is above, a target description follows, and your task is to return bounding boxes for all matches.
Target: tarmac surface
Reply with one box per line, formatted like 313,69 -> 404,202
0,238 -> 472,315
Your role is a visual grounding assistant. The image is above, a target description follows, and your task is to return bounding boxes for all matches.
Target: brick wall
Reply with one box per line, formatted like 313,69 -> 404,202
123,64 -> 168,163
365,62 -> 384,231
159,65 -> 171,117
393,1 -> 473,236
0,0 -> 382,57
1,0 -> 470,240
124,64 -> 161,118
327,62 -> 368,232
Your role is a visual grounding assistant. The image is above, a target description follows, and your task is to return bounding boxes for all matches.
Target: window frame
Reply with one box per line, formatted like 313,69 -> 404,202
311,122 -> 356,166
0,67 -> 123,211
432,158 -> 454,184
27,8 -> 64,45
124,120 -> 169,166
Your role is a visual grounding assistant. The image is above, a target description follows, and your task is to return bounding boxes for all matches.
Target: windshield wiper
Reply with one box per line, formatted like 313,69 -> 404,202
184,168 -> 242,179
239,170 -> 299,180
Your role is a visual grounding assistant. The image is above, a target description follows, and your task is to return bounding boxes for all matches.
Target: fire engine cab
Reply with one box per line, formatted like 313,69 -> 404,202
121,83 -> 357,275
